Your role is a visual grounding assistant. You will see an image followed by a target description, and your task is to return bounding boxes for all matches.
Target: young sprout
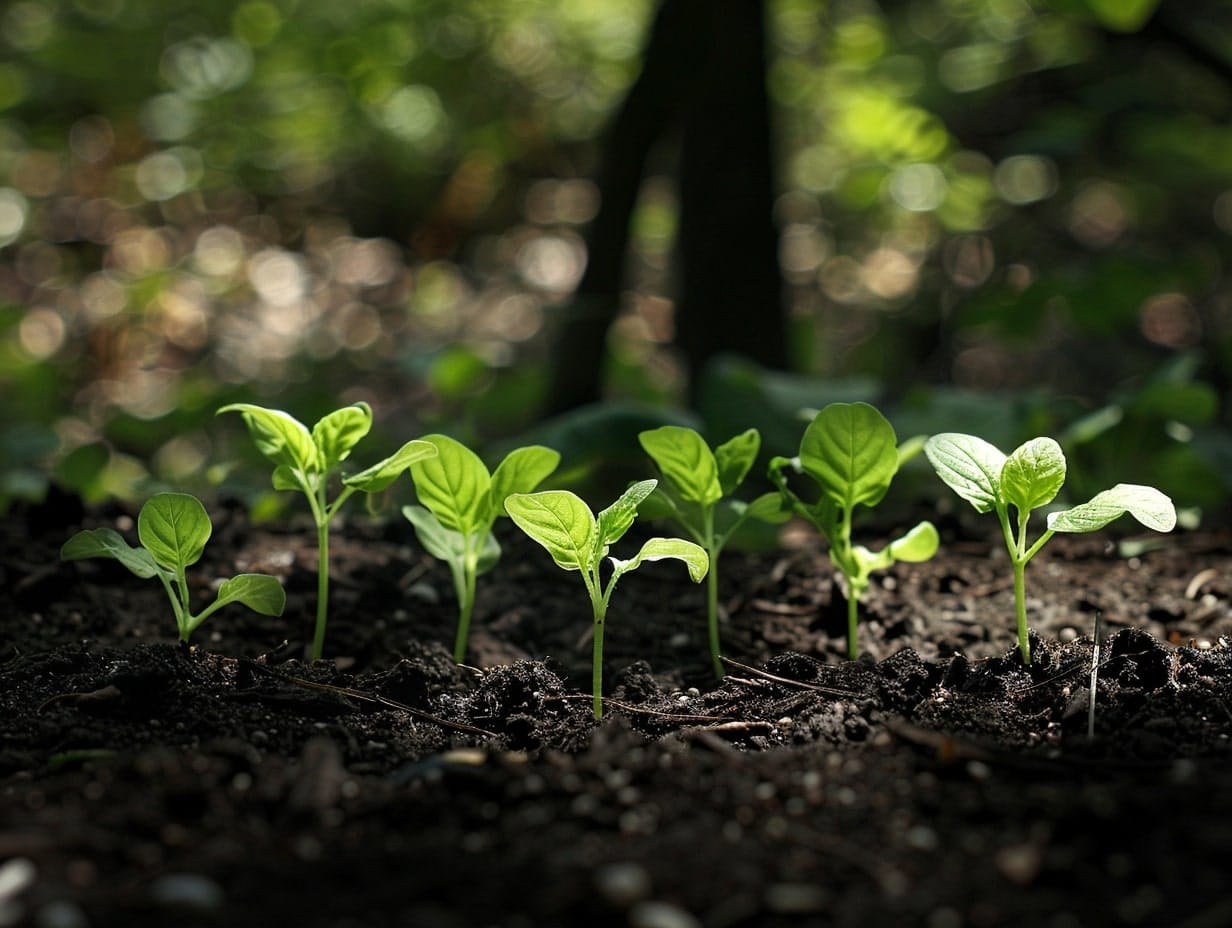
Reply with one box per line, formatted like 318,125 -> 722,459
925,432 -> 1177,663
505,479 -> 709,719
402,435 -> 560,662
61,492 -> 286,642
219,401 -> 437,661
638,425 -> 786,677
768,402 -> 939,660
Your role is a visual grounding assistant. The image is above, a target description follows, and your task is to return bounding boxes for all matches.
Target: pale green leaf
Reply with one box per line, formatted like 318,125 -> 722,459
488,445 -> 560,519
744,491 -> 792,524
924,433 -> 1006,514
311,403 -> 372,470
137,493 -> 211,573
1047,484 -> 1177,534
271,464 -> 305,492
887,520 -> 940,563
714,428 -> 761,496
402,504 -> 466,563
218,404 -> 318,474
405,434 -> 490,534
798,403 -> 898,510
214,574 -> 286,616
506,490 -> 596,572
610,537 -> 709,583
60,528 -> 161,579
596,479 -> 657,546
639,426 -> 721,505
344,439 -> 439,494
1000,437 -> 1066,514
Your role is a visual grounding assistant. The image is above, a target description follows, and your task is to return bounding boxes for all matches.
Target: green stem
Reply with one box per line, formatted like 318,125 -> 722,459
706,554 -> 722,678
847,589 -> 859,661
312,516 -> 330,662
589,571 -> 608,719
453,545 -> 478,663
1012,556 -> 1030,664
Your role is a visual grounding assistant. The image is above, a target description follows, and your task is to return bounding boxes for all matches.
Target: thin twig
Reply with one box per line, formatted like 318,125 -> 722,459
720,656 -> 860,698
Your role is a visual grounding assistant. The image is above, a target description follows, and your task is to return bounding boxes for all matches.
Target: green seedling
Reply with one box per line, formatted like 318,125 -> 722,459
219,401 -> 437,661
925,432 -> 1177,663
505,479 -> 709,719
61,492 -> 286,642
638,425 -> 787,677
769,402 -> 939,660
402,435 -> 560,663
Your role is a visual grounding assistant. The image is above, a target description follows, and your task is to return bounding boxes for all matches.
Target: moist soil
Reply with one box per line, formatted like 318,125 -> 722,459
3,489 -> 1232,928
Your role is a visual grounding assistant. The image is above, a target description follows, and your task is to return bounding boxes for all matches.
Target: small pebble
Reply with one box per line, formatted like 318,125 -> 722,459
593,862 -> 651,908
0,858 -> 36,899
629,901 -> 702,928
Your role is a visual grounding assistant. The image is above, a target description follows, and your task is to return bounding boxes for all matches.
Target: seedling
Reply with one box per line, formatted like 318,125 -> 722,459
402,435 -> 560,662
218,401 -> 437,661
925,432 -> 1177,663
768,402 -> 939,660
505,479 -> 709,718
60,492 -> 286,642
638,425 -> 786,677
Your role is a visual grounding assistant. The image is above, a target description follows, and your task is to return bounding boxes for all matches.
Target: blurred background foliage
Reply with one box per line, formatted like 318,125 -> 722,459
2,0 -> 1231,517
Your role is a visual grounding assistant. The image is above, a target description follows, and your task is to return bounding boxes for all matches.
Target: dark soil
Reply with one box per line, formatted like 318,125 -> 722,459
4,489 -> 1232,928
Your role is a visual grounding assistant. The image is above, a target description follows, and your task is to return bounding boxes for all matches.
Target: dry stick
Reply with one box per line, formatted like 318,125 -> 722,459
720,656 -> 861,699
1088,612 -> 1104,738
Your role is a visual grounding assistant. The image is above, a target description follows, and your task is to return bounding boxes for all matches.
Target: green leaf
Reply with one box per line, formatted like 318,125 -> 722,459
344,439 -> 439,493
638,426 -> 721,505
1083,0 -> 1160,32
714,428 -> 761,496
214,574 -> 286,616
506,490 -> 597,572
272,464 -> 306,493
744,491 -> 792,523
798,403 -> 898,510
1000,437 -> 1066,514
137,493 -> 212,573
887,520 -> 940,562
596,479 -> 657,546
406,434 -> 491,534
218,404 -> 319,474
311,402 -> 372,470
924,433 -> 1007,514
488,445 -> 561,519
60,528 -> 161,579
1046,484 -> 1177,534
610,537 -> 710,583
403,504 -> 466,563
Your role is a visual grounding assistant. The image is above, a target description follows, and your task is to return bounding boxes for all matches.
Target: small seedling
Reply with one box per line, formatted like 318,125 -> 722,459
768,402 -> 939,660
505,479 -> 709,719
925,432 -> 1177,663
219,401 -> 437,661
638,425 -> 786,677
402,434 -> 560,662
60,492 -> 286,642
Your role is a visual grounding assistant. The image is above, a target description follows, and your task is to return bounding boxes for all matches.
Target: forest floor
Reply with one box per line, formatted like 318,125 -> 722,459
3,489 -> 1232,928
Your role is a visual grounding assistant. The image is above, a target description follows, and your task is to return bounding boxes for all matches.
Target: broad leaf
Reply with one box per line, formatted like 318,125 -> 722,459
402,505 -> 466,562
744,491 -> 792,523
610,537 -> 709,584
639,426 -> 721,505
924,433 -> 1007,514
506,491 -> 596,572
344,439 -> 438,493
596,479 -> 658,546
887,520 -> 940,562
137,493 -> 211,573
312,403 -> 372,470
218,404 -> 318,474
214,574 -> 286,616
1047,484 -> 1177,534
60,528 -> 161,579
489,445 -> 561,519
798,403 -> 898,510
714,428 -> 761,496
1000,437 -> 1066,514
271,464 -> 306,493
406,434 -> 490,534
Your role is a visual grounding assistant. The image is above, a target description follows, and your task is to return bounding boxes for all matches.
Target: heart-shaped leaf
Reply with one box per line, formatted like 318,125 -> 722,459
405,434 -> 490,534
137,493 -> 212,573
798,403 -> 898,511
925,433 -> 1007,514
1000,437 -> 1066,514
1047,484 -> 1177,534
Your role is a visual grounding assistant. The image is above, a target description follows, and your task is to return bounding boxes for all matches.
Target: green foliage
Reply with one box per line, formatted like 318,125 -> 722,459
638,425 -> 786,676
926,432 -> 1176,663
769,403 -> 938,660
402,435 -> 560,662
61,492 -> 285,642
506,480 -> 708,718
219,401 -> 437,661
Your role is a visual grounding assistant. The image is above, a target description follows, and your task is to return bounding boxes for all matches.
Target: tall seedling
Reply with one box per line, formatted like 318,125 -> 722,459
925,432 -> 1176,663
769,402 -> 939,660
638,426 -> 786,677
506,480 -> 708,718
402,435 -> 560,662
219,401 -> 437,661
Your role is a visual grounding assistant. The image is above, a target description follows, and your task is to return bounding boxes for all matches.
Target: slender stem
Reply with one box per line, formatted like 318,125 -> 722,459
453,543 -> 479,663
312,516 -> 330,662
587,569 -> 608,719
706,552 -> 722,678
847,589 -> 859,661
1012,556 -> 1030,663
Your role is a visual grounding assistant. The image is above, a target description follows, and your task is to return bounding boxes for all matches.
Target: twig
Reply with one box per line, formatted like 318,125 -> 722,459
720,656 -> 860,698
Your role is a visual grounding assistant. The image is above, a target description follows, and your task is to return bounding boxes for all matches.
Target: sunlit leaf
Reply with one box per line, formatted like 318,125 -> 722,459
1000,437 -> 1066,514
639,426 -> 721,505
596,479 -> 657,546
219,404 -> 319,474
799,403 -> 898,510
60,527 -> 161,579
214,574 -> 286,616
506,490 -> 596,572
345,439 -> 438,493
1047,484 -> 1177,534
925,433 -> 1006,514
312,402 -> 372,470
405,434 -> 490,534
137,492 -> 212,573
609,537 -> 709,583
